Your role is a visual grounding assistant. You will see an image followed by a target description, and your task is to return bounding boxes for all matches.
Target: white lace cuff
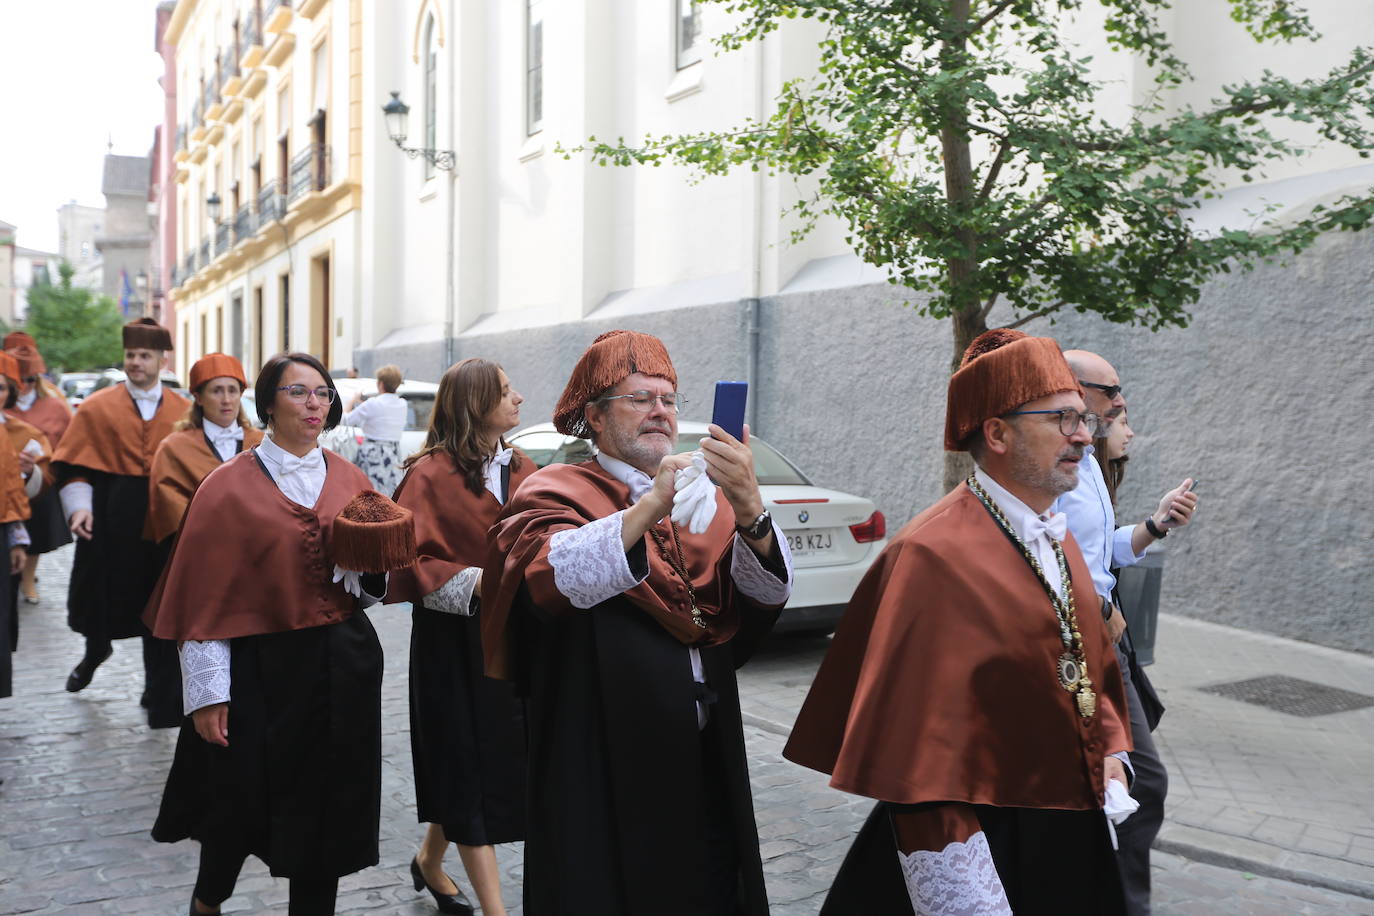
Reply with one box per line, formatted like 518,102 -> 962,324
548,511 -> 648,609
7,522 -> 30,549
180,639 -> 231,715
422,566 -> 482,615
899,830 -> 1011,916
730,522 -> 794,606
60,481 -> 93,521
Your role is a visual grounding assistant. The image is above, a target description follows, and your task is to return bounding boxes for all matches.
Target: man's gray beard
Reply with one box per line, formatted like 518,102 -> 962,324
1009,445 -> 1080,498
600,423 -> 671,475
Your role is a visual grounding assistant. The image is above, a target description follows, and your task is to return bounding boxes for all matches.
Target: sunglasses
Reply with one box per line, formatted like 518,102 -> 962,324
1080,380 -> 1122,400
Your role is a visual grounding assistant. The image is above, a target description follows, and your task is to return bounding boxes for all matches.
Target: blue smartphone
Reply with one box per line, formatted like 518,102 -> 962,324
712,381 -> 748,442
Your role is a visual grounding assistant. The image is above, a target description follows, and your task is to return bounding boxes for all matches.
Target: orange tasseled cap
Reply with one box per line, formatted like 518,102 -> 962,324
943,329 -> 1081,451
552,330 -> 678,439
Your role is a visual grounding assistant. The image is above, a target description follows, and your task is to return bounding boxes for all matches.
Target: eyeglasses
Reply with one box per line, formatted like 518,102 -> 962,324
1003,407 -> 1106,437
596,390 -> 687,412
1079,380 -> 1123,400
276,384 -> 337,404
22,376 -> 37,384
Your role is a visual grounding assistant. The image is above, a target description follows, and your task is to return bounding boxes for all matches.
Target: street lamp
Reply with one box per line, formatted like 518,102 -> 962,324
206,191 -> 223,224
381,91 -> 456,171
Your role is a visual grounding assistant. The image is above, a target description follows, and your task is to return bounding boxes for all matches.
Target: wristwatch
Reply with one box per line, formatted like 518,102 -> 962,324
1145,517 -> 1169,539
736,510 -> 772,541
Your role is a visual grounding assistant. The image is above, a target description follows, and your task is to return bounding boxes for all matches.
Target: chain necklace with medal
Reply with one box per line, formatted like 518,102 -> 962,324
966,475 -> 1097,719
649,520 -> 707,629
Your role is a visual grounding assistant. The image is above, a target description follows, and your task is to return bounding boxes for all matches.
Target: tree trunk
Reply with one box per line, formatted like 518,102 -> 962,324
939,0 -> 985,493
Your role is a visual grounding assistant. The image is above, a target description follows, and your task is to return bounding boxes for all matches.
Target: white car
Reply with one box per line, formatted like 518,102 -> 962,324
242,377 -> 438,463
507,421 -> 888,633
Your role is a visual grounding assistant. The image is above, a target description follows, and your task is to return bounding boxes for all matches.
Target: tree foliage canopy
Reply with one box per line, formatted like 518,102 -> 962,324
573,0 -> 1374,360
24,262 -> 125,372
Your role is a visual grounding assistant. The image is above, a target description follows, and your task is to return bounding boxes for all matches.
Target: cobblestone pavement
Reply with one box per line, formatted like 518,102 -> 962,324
3,547 -> 1373,914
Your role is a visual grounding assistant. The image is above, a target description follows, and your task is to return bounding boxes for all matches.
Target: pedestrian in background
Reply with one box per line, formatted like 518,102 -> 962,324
343,363 -> 408,494
483,330 -> 793,916
0,352 -> 52,671
51,318 -> 187,726
146,352 -> 406,916
3,332 -> 71,606
0,357 -> 34,701
1058,349 -> 1199,915
390,358 -> 531,916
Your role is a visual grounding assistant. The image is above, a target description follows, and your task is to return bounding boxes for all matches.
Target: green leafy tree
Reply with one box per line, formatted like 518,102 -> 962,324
572,0 -> 1374,488
25,261 -> 125,372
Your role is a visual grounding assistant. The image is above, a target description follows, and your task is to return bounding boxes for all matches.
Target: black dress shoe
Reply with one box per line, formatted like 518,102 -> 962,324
189,896 -> 220,915
65,648 -> 113,693
410,857 -> 474,915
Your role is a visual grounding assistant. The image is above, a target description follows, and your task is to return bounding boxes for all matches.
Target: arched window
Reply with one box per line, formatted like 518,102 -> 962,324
424,14 -> 438,179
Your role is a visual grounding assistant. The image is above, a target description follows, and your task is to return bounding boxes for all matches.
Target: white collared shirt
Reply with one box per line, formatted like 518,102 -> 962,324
1053,447 -> 1147,599
16,389 -> 36,411
254,434 -> 327,508
204,420 -> 246,462
342,392 -> 406,443
124,380 -> 163,421
973,467 -> 1068,599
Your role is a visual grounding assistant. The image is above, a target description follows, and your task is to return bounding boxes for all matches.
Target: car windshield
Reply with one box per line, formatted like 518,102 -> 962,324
511,430 -> 811,486
358,391 -> 434,431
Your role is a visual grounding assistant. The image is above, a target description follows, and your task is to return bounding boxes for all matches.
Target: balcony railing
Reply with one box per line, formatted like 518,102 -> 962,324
243,6 -> 263,50
257,179 -> 284,224
222,51 -> 240,85
267,0 -> 291,18
204,74 -> 220,112
177,125 -> 188,151
193,98 -> 204,128
214,222 -> 231,257
233,204 -> 255,243
183,251 -> 196,278
171,265 -> 184,289
288,144 -> 331,202
199,239 -> 211,269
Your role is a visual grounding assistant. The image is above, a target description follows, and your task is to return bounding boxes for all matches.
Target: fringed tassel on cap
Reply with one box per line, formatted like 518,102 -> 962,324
332,490 -> 417,573
552,330 -> 678,438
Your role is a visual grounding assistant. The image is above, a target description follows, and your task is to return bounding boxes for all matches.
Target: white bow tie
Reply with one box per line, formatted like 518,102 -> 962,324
129,386 -> 159,403
490,447 -> 513,467
625,471 -> 654,504
277,449 -> 324,476
1028,511 -> 1068,543
206,423 -> 245,444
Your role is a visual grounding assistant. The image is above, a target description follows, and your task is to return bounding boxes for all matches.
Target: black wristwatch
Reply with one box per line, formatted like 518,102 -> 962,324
736,510 -> 772,541
1145,517 -> 1168,539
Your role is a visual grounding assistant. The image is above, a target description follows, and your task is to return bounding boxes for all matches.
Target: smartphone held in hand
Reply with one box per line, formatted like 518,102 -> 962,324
712,381 -> 748,442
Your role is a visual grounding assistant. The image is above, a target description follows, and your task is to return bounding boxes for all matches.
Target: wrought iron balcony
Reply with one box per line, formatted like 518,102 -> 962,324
171,265 -> 184,289
233,205 -> 255,243
193,98 -> 204,127
204,78 -> 218,112
266,0 -> 291,18
199,239 -> 211,269
222,51 -> 240,84
243,7 -> 263,49
257,179 -> 284,224
183,251 -> 196,278
214,222 -> 231,257
288,144 -> 331,203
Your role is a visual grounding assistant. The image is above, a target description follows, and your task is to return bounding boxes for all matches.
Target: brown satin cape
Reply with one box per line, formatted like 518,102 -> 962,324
51,383 -> 189,482
783,482 -> 1131,812
388,449 -> 534,603
482,459 -> 755,680
8,395 -> 71,450
145,448 -> 373,641
0,429 -> 31,525
2,415 -> 53,490
146,425 -> 265,543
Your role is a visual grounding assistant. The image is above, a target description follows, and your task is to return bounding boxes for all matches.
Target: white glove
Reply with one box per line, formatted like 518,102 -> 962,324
332,565 -> 363,598
1103,776 -> 1139,850
671,451 -> 718,535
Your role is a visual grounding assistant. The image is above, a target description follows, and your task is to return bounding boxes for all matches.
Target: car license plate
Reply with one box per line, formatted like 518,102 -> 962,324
787,529 -> 836,556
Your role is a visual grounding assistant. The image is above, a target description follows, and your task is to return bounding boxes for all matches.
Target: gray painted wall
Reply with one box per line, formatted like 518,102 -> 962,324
358,227 -> 1374,653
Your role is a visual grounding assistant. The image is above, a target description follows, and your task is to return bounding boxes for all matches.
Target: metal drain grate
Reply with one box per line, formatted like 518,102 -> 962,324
1200,675 -> 1374,717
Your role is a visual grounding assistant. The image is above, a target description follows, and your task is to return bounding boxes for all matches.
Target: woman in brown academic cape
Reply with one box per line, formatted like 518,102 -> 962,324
0,352 -> 53,675
3,333 -> 70,603
146,353 -> 388,916
390,358 -> 530,916
146,353 -> 264,546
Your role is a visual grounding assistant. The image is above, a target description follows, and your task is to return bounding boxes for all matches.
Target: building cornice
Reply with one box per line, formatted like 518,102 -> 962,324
163,0 -> 199,46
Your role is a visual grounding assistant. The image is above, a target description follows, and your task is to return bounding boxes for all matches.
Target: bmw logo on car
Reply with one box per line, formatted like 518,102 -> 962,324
798,510 -> 810,524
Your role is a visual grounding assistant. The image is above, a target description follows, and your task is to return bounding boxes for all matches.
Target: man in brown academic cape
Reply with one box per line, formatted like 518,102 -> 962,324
482,330 -> 794,916
52,318 -> 188,727
784,329 -> 1133,915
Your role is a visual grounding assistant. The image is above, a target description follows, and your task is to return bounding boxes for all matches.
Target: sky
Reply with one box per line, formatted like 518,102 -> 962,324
0,0 -> 165,253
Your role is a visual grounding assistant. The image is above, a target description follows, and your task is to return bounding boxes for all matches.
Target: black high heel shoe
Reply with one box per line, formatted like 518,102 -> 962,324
410,857 -> 474,915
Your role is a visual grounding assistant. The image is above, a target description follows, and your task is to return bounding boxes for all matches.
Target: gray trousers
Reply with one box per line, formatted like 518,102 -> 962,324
1114,638 -> 1168,916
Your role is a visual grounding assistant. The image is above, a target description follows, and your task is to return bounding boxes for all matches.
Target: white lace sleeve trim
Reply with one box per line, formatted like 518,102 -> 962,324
422,566 -> 482,616
730,521 -> 794,606
548,511 -> 648,609
899,830 -> 1012,916
180,639 -> 231,715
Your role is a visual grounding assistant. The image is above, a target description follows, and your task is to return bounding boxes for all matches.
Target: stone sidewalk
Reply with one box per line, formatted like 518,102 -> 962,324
3,546 -> 1373,913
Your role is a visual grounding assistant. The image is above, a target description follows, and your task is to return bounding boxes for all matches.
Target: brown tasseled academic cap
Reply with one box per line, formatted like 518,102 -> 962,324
122,317 -> 173,351
552,330 -> 678,439
189,353 -> 248,391
943,328 -> 1080,451
331,490 -> 417,573
0,353 -> 20,388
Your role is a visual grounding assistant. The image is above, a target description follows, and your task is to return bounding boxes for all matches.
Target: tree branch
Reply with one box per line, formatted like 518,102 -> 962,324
978,138 -> 1012,200
978,293 -> 1001,321
969,0 -> 1019,34
1005,301 -> 1067,329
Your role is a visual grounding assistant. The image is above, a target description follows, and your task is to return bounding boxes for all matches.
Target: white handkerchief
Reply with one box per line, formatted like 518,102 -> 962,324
332,565 -> 363,598
671,452 -> 717,535
1103,777 -> 1139,850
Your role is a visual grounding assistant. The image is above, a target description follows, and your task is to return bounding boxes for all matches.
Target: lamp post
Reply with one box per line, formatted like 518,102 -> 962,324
381,91 -> 456,171
206,191 -> 223,225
